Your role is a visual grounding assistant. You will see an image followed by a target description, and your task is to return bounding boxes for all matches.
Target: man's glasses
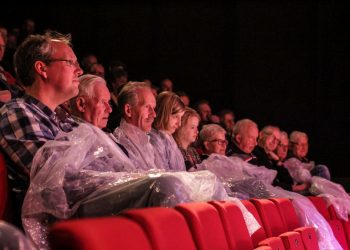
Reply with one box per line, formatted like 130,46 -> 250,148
45,58 -> 80,68
208,139 -> 228,146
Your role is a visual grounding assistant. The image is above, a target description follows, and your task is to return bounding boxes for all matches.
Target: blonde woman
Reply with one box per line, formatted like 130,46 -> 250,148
149,91 -> 186,171
173,107 -> 202,171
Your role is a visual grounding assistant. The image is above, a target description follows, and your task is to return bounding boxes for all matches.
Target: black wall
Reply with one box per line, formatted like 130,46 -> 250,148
3,1 -> 350,177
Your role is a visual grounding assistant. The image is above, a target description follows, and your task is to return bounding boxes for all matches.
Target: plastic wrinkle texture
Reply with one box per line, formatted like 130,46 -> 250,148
22,123 -> 237,250
195,155 -> 343,250
285,157 -> 349,222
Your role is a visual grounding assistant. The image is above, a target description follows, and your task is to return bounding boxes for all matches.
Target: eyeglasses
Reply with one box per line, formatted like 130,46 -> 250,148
45,58 -> 80,68
208,139 -> 228,146
81,95 -> 112,108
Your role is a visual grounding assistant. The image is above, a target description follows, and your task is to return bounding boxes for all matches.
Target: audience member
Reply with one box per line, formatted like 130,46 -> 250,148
160,78 -> 173,92
112,82 -> 162,170
80,53 -> 98,73
219,109 -> 235,136
199,124 -> 228,157
150,91 -> 186,171
70,74 -> 112,129
251,126 -> 295,191
174,107 -> 202,171
0,31 -> 82,219
286,131 -> 331,180
226,118 -> 259,160
88,63 -> 105,78
175,90 -> 190,107
194,99 -> 219,131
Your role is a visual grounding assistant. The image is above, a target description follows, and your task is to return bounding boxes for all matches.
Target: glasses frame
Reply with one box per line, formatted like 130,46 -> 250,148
45,58 -> 80,68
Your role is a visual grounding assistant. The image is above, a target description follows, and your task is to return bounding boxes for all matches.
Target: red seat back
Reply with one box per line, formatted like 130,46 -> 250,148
242,200 -> 268,247
49,217 -> 152,250
209,200 -> 254,250
123,207 -> 196,250
251,199 -> 287,237
175,202 -> 230,250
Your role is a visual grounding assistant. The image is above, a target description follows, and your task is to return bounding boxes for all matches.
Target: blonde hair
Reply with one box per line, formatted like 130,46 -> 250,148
153,91 -> 185,130
173,107 -> 200,143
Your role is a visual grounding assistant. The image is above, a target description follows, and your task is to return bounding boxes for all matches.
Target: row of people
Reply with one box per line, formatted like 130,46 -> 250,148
0,30 -> 345,249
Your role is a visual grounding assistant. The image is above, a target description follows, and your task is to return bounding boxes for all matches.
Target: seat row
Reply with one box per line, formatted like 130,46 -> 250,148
49,198 -> 320,250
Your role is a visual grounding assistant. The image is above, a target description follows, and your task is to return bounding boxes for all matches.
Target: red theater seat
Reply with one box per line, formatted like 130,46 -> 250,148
242,200 -> 286,250
269,198 -> 319,250
308,196 -> 349,250
251,198 -> 305,250
123,207 -> 196,250
175,202 -> 230,250
49,217 -> 152,250
209,200 -> 255,250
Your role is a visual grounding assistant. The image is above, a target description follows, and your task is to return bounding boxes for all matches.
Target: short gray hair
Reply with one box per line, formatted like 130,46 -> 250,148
199,124 -> 226,143
289,131 -> 308,143
117,82 -> 150,117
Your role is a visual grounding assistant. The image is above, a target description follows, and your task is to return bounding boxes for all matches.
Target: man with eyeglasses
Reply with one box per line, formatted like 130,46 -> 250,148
0,30 -> 83,226
285,131 -> 331,180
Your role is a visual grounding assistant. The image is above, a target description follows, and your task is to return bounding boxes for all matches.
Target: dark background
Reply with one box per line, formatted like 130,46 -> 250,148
3,1 -> 350,179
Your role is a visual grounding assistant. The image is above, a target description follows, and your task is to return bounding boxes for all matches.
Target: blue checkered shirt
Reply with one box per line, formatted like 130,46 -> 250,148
0,95 -> 78,179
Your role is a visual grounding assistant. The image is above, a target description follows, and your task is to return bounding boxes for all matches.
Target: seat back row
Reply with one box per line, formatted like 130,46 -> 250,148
49,198 -> 321,250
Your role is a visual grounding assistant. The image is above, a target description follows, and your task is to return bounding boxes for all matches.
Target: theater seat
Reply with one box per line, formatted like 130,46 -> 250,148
209,200 -> 255,249
308,196 -> 349,250
328,204 -> 350,247
251,199 -> 305,250
49,217 -> 152,250
122,207 -> 196,250
242,200 -> 286,250
175,202 -> 230,250
269,198 -> 319,250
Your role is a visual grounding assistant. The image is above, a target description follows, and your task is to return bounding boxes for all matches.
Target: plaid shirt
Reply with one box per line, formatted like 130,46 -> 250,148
0,95 -> 78,179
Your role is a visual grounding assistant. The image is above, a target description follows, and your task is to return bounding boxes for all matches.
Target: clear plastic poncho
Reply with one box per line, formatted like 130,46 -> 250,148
149,129 -> 186,171
195,154 -> 342,250
22,123 -> 258,250
284,157 -> 350,221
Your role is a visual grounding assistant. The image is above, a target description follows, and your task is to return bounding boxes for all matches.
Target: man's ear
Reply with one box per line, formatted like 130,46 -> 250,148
76,97 -> 86,112
34,61 -> 48,79
124,104 -> 132,118
235,134 -> 242,144
203,141 -> 210,151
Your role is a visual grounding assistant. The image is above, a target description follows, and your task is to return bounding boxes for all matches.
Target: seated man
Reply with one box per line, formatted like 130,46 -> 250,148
285,131 -> 331,180
113,82 -> 165,170
0,31 -> 82,223
226,118 -> 259,160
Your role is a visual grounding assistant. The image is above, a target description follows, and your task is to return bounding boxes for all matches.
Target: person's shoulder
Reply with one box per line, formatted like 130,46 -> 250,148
0,97 -> 29,115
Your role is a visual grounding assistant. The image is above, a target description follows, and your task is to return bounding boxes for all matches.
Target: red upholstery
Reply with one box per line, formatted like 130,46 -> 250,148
49,217 -> 152,250
269,198 -> 319,250
242,200 -> 269,246
251,199 -> 305,250
308,196 -> 349,250
175,202 -> 230,250
122,207 -> 196,250
209,200 -> 254,250
307,196 -> 330,220
251,199 -> 287,237
0,153 -> 9,220
329,204 -> 350,247
242,200 -> 286,250
279,231 -> 305,250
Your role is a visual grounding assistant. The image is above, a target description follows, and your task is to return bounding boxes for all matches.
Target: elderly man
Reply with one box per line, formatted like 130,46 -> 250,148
70,74 -> 112,129
286,131 -> 331,180
0,30 -> 82,226
113,82 -> 166,170
226,118 -> 259,161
